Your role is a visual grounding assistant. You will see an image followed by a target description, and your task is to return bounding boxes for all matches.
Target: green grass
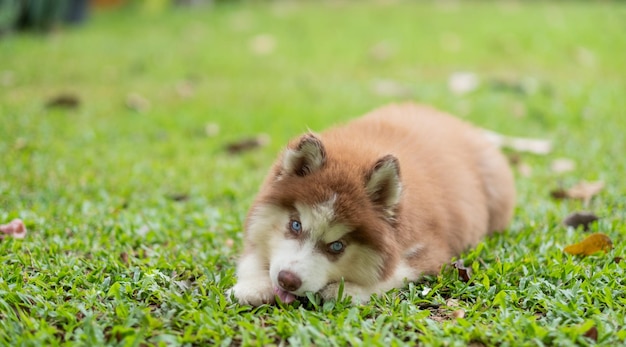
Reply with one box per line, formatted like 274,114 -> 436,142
1,1 -> 625,345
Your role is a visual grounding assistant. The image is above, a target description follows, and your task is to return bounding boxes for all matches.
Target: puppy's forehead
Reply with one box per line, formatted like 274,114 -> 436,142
295,194 -> 350,241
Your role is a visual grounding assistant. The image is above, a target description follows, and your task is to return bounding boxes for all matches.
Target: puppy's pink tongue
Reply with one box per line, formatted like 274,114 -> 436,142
273,287 -> 296,304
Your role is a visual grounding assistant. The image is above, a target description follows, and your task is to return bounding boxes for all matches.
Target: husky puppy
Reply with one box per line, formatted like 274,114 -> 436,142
230,103 -> 515,305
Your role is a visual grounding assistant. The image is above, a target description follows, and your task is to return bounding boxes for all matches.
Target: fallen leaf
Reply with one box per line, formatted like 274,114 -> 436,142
249,34 -> 276,55
120,252 -> 129,264
371,79 -> 411,97
175,80 -> 195,98
205,123 -> 220,137
46,93 -> 80,109
563,233 -> 613,256
0,219 -> 27,239
563,212 -> 599,231
505,153 -> 532,177
369,41 -> 395,61
583,325 -> 598,342
126,93 -> 151,113
445,298 -> 459,307
448,72 -> 479,95
550,188 -> 568,200
551,158 -> 576,174
166,193 -> 189,202
453,259 -> 472,282
14,138 -> 28,150
551,181 -> 604,206
566,181 -> 604,205
452,309 -> 465,319
575,46 -> 596,68
506,153 -> 521,166
225,134 -> 270,154
483,130 -> 552,155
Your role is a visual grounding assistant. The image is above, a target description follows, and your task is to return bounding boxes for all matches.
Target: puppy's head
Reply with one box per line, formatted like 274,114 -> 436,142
245,134 -> 402,302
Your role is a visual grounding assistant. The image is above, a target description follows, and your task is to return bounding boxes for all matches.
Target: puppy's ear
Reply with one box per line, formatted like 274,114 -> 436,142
365,155 -> 402,215
281,134 -> 326,177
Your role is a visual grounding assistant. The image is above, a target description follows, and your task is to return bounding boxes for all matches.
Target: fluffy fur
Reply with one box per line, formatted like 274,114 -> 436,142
229,103 -> 515,305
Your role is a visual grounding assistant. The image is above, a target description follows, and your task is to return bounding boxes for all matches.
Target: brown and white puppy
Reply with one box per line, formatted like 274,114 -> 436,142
229,103 -> 515,306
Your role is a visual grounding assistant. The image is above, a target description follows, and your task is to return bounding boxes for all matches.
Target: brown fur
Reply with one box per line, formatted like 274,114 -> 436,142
240,102 -> 515,299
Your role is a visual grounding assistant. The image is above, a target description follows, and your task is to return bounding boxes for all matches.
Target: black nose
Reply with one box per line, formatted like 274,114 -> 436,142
278,270 -> 302,292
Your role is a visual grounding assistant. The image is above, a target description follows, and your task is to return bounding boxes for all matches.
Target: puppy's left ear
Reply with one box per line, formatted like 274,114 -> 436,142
366,155 -> 402,215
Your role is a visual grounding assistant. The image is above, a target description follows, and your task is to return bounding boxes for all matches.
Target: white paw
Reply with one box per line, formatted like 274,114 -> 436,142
228,280 -> 275,306
319,282 -> 372,304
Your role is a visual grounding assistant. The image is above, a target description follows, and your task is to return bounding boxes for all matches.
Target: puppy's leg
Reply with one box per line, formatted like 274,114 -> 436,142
229,250 -> 275,306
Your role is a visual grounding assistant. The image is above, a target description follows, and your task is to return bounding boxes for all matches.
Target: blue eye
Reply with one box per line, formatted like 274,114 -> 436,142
328,241 -> 344,253
290,220 -> 302,234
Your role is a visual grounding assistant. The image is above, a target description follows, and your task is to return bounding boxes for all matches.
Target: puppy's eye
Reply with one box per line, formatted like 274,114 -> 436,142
289,220 -> 302,234
328,241 -> 345,254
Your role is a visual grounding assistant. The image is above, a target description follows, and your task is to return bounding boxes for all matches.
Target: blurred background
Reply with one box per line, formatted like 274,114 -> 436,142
1,0 -> 625,218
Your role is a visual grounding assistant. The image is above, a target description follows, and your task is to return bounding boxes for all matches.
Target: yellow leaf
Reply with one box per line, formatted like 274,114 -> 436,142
563,233 -> 613,255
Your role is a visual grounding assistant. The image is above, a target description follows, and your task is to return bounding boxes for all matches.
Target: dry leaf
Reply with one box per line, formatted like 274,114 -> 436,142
452,309 -> 465,319
175,80 -> 195,98
120,252 -> 129,265
550,188 -> 568,200
126,93 -> 151,113
452,259 -> 472,282
14,138 -> 28,151
0,219 -> 27,239
563,212 -> 599,231
166,193 -> 189,202
552,181 -> 604,206
583,325 -> 598,342
563,233 -> 613,256
448,72 -> 479,95
369,41 -> 395,61
483,130 -> 552,155
249,34 -> 276,55
506,153 -> 521,166
551,158 -> 576,174
445,298 -> 459,307
575,46 -> 596,68
506,153 -> 532,177
371,79 -> 411,97
205,123 -> 220,137
46,93 -> 80,109
225,134 -> 270,154
566,181 -> 604,205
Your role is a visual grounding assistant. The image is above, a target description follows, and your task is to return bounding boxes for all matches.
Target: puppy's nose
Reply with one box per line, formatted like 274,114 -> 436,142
278,270 -> 302,292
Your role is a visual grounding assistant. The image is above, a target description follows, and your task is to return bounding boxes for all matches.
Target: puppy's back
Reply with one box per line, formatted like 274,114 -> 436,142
323,103 -> 515,259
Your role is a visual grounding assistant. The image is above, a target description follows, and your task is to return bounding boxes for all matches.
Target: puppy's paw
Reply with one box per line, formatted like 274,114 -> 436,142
320,282 -> 372,304
228,280 -> 275,306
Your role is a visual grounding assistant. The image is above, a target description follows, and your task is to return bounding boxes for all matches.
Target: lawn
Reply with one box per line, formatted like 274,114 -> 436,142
1,0 -> 625,345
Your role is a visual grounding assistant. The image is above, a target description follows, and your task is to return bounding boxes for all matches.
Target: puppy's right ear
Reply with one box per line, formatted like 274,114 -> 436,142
280,133 -> 326,177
